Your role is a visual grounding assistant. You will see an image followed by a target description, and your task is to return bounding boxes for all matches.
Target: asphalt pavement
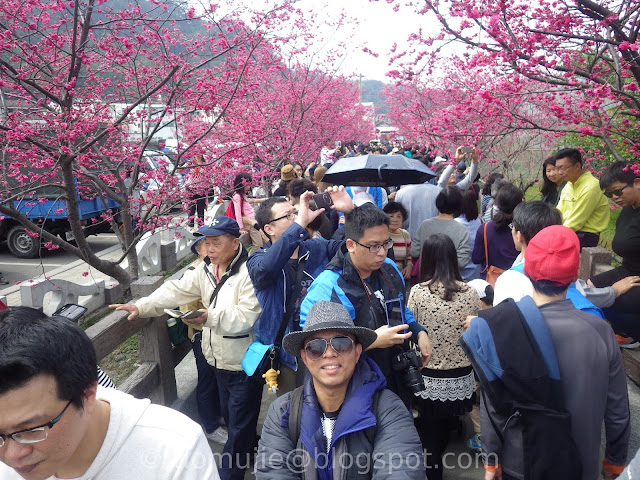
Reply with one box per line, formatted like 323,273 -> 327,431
0,233 -> 120,287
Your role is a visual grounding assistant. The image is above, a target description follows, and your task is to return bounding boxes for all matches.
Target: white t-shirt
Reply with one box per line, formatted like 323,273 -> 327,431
0,387 -> 220,480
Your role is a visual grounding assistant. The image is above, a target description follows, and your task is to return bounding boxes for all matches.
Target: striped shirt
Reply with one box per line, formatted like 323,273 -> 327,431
390,229 -> 411,269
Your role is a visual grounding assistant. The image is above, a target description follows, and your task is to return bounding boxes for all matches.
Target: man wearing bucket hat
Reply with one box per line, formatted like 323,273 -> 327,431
462,225 -> 629,480
110,217 -> 261,480
255,301 -> 424,479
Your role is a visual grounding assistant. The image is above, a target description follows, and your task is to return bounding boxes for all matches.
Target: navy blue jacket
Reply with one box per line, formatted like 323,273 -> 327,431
247,222 -> 343,370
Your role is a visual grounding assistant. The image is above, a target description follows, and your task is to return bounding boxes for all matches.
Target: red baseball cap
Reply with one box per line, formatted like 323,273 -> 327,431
524,225 -> 580,286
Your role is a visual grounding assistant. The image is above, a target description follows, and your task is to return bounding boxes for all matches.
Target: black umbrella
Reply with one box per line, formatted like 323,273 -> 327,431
322,154 -> 435,187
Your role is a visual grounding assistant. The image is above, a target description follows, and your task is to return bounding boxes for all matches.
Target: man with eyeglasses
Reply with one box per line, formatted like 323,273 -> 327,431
0,307 -> 219,480
255,301 -> 424,479
300,203 -> 433,409
248,186 -> 355,392
555,147 -> 610,249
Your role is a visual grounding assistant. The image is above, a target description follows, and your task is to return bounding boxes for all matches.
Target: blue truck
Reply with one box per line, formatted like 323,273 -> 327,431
0,187 -> 120,258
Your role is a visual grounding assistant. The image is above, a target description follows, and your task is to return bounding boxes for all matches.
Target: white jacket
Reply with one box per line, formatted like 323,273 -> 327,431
135,247 -> 260,371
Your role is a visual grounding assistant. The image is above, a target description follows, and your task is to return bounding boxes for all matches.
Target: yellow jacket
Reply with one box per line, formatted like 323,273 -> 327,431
557,171 -> 610,234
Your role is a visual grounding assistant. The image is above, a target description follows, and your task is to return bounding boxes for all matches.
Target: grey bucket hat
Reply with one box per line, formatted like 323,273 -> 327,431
282,301 -> 378,357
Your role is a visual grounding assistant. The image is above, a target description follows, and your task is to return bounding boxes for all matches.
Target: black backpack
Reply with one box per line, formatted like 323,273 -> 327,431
471,298 -> 583,480
482,389 -> 582,480
287,386 -> 380,447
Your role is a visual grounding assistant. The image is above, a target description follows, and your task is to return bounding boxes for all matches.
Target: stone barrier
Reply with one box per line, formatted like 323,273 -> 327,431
17,232 -> 195,315
579,246 -> 614,279
87,276 -> 191,405
20,278 -> 106,316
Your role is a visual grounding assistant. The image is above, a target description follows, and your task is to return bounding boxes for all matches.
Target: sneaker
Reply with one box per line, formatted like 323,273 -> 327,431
467,433 -> 482,453
616,334 -> 640,349
205,426 -> 228,445
0,276 -> 8,285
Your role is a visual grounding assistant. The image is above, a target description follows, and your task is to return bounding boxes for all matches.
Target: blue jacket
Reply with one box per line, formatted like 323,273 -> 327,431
247,222 -> 343,370
344,186 -> 386,210
255,357 -> 424,479
300,252 -> 421,335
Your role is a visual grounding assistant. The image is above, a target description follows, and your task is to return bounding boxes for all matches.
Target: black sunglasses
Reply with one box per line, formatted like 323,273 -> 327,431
604,183 -> 632,198
304,335 -> 355,360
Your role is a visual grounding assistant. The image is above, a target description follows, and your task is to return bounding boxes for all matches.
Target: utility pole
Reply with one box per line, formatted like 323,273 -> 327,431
358,74 -> 363,103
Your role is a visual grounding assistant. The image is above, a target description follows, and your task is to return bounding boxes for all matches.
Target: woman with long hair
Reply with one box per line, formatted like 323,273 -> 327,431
407,233 -> 481,480
472,182 -> 523,281
540,155 -> 566,206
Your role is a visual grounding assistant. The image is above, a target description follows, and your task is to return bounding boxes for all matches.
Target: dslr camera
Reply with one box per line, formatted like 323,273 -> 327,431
391,349 -> 424,394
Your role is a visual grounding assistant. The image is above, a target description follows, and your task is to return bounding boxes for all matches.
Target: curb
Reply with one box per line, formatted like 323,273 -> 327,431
0,243 -> 124,298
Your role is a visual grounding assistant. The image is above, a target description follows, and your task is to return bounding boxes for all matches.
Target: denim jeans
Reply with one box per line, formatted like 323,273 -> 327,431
192,332 -> 221,433
215,368 -> 263,480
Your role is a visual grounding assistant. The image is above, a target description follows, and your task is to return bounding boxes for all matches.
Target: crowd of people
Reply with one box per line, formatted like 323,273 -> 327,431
0,143 -> 639,480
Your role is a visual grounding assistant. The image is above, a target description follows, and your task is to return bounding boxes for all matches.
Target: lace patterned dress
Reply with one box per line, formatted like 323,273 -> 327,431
407,281 -> 481,417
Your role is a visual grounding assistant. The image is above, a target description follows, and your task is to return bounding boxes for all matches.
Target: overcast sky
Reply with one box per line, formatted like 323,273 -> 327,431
296,0 -> 430,83
194,0 -> 435,83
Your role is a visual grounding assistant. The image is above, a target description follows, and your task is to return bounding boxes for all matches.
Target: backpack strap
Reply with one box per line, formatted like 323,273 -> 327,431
515,296 -> 561,380
288,386 -> 304,447
483,222 -> 489,269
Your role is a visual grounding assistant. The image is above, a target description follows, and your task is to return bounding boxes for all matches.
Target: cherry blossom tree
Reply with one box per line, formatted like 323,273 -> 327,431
0,0 -> 366,287
382,0 -> 640,176
385,66 -> 555,183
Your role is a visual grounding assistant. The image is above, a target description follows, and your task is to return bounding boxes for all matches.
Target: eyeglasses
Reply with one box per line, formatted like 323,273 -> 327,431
0,400 -> 73,447
555,163 -> 577,172
304,335 -> 355,360
352,238 -> 394,253
269,211 -> 297,223
604,184 -> 632,198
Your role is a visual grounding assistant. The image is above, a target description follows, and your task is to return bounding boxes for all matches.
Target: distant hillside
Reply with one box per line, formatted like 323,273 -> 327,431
360,79 -> 389,114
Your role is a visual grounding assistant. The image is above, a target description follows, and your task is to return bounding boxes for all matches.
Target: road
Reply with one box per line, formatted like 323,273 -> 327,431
0,233 -> 121,286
